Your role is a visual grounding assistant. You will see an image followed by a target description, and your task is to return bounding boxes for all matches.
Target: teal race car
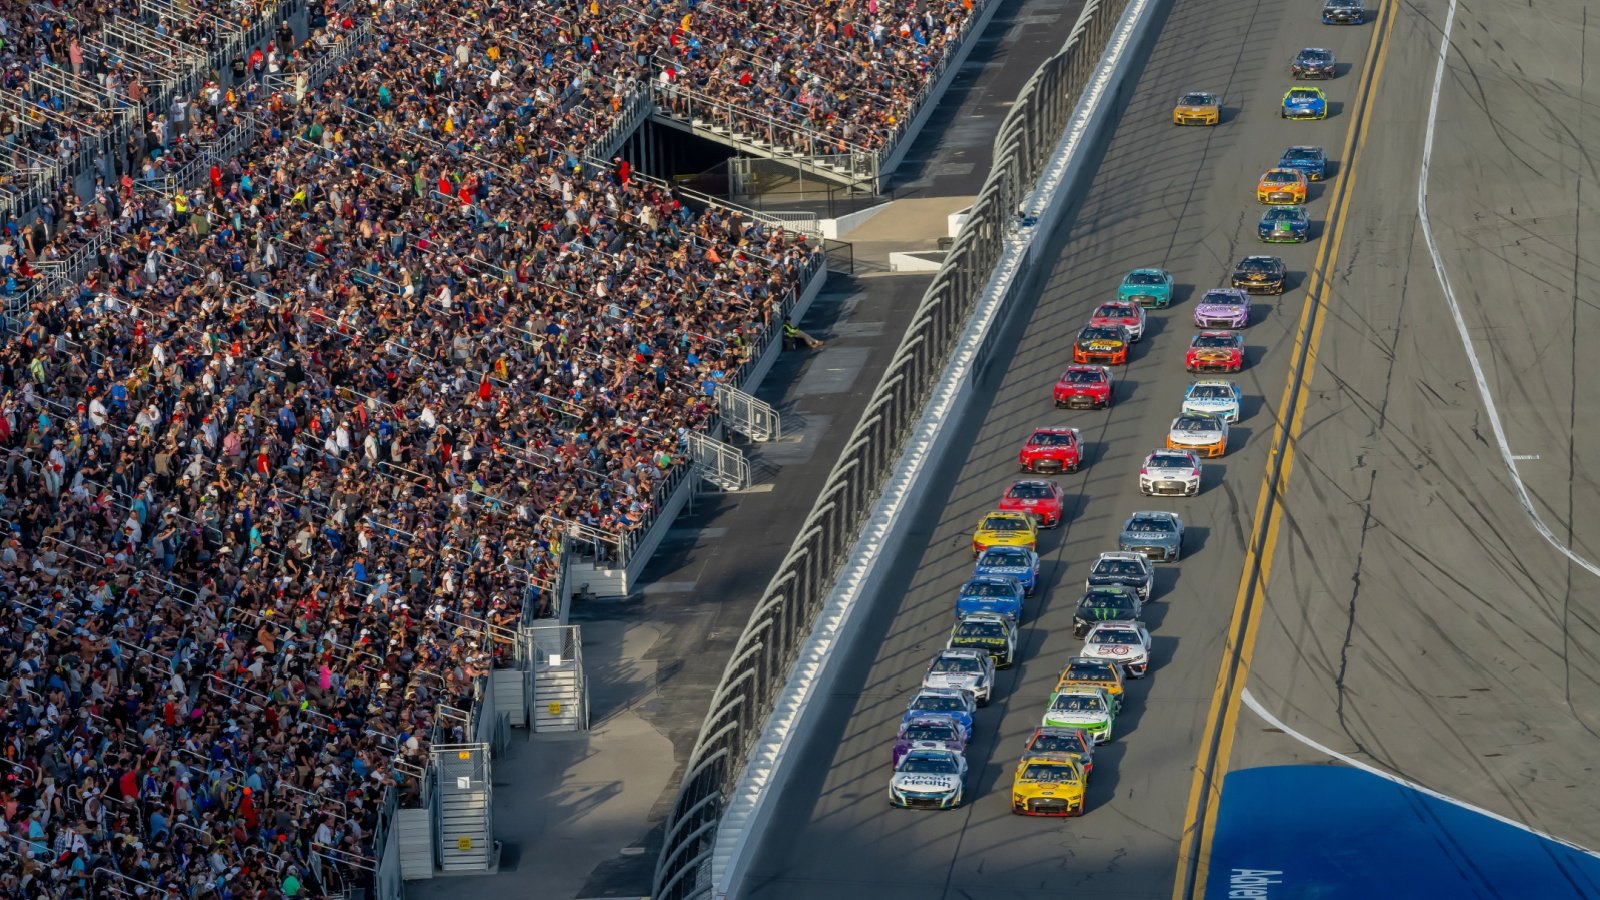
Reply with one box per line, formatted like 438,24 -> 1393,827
1117,267 -> 1175,308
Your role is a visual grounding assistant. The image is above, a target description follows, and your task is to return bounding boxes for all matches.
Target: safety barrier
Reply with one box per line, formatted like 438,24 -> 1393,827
650,0 -> 1137,894
715,383 -> 781,442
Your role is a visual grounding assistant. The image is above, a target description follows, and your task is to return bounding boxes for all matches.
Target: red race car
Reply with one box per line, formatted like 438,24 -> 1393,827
1089,300 -> 1147,342
1185,330 -> 1245,373
999,479 -> 1067,528
1018,427 -> 1083,474
1053,365 -> 1114,409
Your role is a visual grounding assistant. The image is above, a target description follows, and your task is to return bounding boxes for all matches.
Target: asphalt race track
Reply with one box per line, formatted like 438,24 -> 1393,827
740,0 -> 1385,894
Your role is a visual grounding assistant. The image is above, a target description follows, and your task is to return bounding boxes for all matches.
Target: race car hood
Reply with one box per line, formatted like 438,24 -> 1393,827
1286,97 -> 1323,108
1190,347 -> 1240,358
1170,428 -> 1224,444
1144,463 -> 1198,479
1174,104 -> 1215,114
957,596 -> 1022,618
1083,641 -> 1148,663
1194,301 -> 1246,317
924,672 -> 984,693
1089,571 -> 1147,589
975,562 -> 1034,580
1078,337 -> 1125,350
1044,706 -> 1110,727
1056,381 -> 1106,394
1122,530 -> 1178,542
891,772 -> 962,794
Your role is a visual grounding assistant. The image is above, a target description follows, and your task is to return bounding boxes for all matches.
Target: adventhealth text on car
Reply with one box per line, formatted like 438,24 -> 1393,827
972,510 -> 1038,557
1282,86 -> 1329,119
1167,413 -> 1229,458
1183,380 -> 1243,422
1186,330 -> 1246,373
1140,448 -> 1203,497
955,575 -> 1026,623
1073,323 -> 1130,365
1279,146 -> 1328,181
974,546 -> 1040,596
1080,620 -> 1155,679
1119,511 -> 1186,562
1074,584 -> 1144,638
1042,687 -> 1117,742
922,648 -> 997,706
1259,205 -> 1312,243
1119,267 -> 1175,307
1192,288 -> 1251,329
1054,364 -> 1114,409
1086,551 -> 1155,600
889,748 -> 968,810
1011,753 -> 1089,817
1231,255 -> 1287,294
948,612 -> 1018,668
1018,426 -> 1083,474
893,715 -> 969,767
1090,300 -> 1147,342
999,479 -> 1066,528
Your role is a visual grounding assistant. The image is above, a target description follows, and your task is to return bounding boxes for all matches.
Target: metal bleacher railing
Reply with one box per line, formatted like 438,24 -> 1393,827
650,0 -> 1133,894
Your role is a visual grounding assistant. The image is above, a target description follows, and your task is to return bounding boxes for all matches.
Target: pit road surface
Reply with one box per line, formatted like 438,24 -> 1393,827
740,0 -> 1384,895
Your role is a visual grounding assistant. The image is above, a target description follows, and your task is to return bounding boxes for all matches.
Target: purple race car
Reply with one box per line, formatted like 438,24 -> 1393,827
1192,288 -> 1252,329
892,715 -> 970,767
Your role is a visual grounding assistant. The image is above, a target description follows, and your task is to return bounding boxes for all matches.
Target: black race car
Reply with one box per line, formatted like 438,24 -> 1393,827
1230,256 -> 1287,295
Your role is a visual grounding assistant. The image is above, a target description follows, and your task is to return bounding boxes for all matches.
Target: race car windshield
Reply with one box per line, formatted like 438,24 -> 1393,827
1052,695 -> 1104,712
1079,327 -> 1121,342
931,656 -> 984,674
1263,171 -> 1297,184
1080,596 -> 1135,614
1194,335 -> 1239,348
1031,734 -> 1087,753
1282,149 -> 1319,162
964,581 -> 1016,598
1298,49 -> 1332,62
981,549 -> 1028,565
1126,271 -> 1165,285
1189,385 -> 1233,400
1008,483 -> 1054,499
1149,452 -> 1195,468
954,622 -> 1006,639
1092,630 -> 1141,645
1179,93 -> 1213,106
1028,432 -> 1075,447
1093,560 -> 1146,577
899,755 -> 960,775
1200,292 -> 1245,307
1063,664 -> 1115,682
981,517 -> 1026,531
1173,417 -> 1217,433
1239,257 -> 1278,272
1063,369 -> 1105,384
915,696 -> 966,712
1095,304 -> 1134,318
1289,89 -> 1320,101
1020,763 -> 1078,783
902,724 -> 958,742
1128,517 -> 1174,533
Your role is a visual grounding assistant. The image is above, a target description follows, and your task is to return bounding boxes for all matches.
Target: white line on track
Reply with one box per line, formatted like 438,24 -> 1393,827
1417,0 -> 1600,580
1241,688 -> 1600,857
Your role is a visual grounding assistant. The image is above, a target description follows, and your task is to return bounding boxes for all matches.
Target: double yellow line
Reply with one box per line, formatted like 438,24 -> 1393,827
1170,0 -> 1400,896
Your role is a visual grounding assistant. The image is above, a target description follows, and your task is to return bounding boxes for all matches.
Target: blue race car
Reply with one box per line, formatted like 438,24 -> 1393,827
902,688 -> 977,734
1258,206 -> 1311,243
1278,146 -> 1327,181
956,575 -> 1026,622
974,547 -> 1040,596
1281,87 -> 1328,120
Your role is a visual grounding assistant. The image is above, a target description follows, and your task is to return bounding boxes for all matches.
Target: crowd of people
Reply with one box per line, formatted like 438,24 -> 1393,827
0,0 -> 983,895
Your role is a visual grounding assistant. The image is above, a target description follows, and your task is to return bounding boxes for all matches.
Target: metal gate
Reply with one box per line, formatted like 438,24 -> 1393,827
429,743 -> 494,872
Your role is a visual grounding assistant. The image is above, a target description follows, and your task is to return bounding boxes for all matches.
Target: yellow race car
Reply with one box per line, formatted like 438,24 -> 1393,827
1011,753 -> 1089,816
972,510 -> 1039,558
1056,656 -> 1127,712
1256,168 -> 1308,204
1172,91 -> 1221,125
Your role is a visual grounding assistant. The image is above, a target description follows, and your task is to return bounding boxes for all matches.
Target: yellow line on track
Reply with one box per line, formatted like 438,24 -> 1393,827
1171,0 -> 1400,896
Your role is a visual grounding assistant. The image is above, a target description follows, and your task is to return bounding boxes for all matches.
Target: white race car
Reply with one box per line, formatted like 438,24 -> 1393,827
1140,449 -> 1202,497
889,747 -> 969,809
1182,380 -> 1243,423
921,648 -> 996,706
1041,687 -> 1117,743
1080,620 -> 1154,678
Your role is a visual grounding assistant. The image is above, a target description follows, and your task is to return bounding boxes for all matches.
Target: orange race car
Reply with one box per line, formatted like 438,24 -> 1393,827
1172,91 -> 1221,126
1256,168 -> 1308,204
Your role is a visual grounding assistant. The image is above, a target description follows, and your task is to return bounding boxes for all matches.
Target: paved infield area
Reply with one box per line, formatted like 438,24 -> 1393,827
741,0 -> 1384,895
1229,0 -> 1600,880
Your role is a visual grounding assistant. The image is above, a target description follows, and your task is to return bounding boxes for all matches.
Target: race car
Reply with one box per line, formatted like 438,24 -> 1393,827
1011,753 -> 1089,817
1168,413 -> 1229,458
1259,206 -> 1312,243
1183,380 -> 1243,422
1073,584 -> 1144,638
1322,0 -> 1365,23
1022,726 -> 1097,770
902,687 -> 977,734
893,715 -> 969,768
1231,255 -> 1287,294
974,546 -> 1040,597
948,612 -> 1018,668
972,510 -> 1038,557
1279,145 -> 1328,181
1073,324 -> 1130,365
1090,300 -> 1147,342
1186,330 -> 1246,373
1172,91 -> 1221,125
999,479 -> 1067,528
955,575 -> 1027,623
1018,426 -> 1083,474
1086,551 -> 1154,600
1054,364 -> 1114,409
1055,657 -> 1127,714
922,648 -> 997,706
1257,168 -> 1308,204
1080,620 -> 1154,678
1282,86 -> 1329,120
1291,47 -> 1337,79
1140,448 -> 1203,497
1119,511 -> 1185,563
1042,687 -> 1117,742
889,747 -> 968,810
1192,288 -> 1251,329
1119,267 -> 1175,308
